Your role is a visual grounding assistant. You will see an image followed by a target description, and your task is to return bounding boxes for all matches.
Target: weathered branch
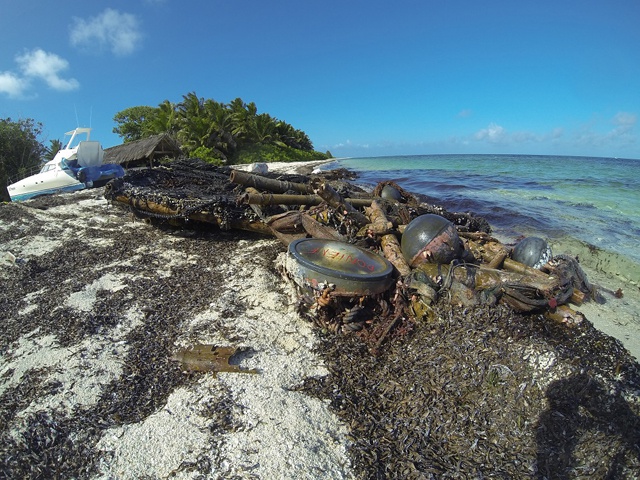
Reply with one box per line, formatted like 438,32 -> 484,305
240,192 -> 372,207
381,234 -> 412,276
311,179 -> 370,227
230,169 -> 313,194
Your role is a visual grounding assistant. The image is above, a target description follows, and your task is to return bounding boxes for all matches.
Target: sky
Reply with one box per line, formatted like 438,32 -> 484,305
1,0 -> 639,159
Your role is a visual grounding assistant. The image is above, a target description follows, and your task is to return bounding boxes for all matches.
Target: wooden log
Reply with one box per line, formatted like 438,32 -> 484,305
171,344 -> 258,374
301,213 -> 346,240
311,179 -> 369,227
545,305 -> 585,325
361,200 -> 394,235
459,231 -> 499,242
570,289 -> 586,306
230,169 -> 313,194
241,192 -> 372,207
486,249 -> 508,269
265,210 -> 305,233
271,229 -> 306,246
381,234 -> 412,276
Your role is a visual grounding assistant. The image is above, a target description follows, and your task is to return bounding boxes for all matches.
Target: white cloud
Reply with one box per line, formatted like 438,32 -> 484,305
70,9 -> 142,56
0,49 -> 78,98
474,123 -> 506,143
573,112 -> 637,148
457,109 -> 472,118
613,111 -> 637,126
0,71 -> 29,98
16,49 -> 79,91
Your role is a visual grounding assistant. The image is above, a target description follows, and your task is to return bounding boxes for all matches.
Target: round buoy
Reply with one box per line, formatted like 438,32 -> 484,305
401,214 -> 464,267
381,185 -> 403,202
512,237 -> 552,269
287,238 -> 394,296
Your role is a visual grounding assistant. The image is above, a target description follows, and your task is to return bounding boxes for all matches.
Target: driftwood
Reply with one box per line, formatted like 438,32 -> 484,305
265,211 -> 304,233
241,192 -> 372,208
360,200 -> 394,236
171,344 -> 258,374
381,234 -> 412,276
415,262 -> 572,312
230,169 -> 313,194
301,213 -> 346,241
311,179 -> 370,227
360,200 -> 411,276
112,194 -> 273,235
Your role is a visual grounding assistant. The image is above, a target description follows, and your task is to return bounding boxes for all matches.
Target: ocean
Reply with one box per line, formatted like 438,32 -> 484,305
323,154 -> 640,286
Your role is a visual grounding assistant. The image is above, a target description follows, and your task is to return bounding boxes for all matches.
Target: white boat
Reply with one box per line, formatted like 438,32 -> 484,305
7,127 -> 125,202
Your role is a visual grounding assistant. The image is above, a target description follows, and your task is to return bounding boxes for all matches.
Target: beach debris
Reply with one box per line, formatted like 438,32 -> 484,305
511,236 -> 553,269
400,214 -> 468,266
286,238 -> 394,296
249,162 -> 268,174
105,157 -> 602,352
1,251 -> 17,266
171,344 -> 258,374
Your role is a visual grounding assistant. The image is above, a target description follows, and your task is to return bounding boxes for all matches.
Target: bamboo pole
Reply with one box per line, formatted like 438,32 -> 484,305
381,234 -> 412,276
240,192 -> 372,207
230,169 -> 313,194
311,179 -> 370,227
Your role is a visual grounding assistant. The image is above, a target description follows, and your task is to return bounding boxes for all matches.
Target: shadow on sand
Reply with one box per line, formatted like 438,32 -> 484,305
536,373 -> 640,479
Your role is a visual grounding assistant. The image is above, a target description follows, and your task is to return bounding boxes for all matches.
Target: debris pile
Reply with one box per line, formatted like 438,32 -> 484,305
106,158 -> 598,354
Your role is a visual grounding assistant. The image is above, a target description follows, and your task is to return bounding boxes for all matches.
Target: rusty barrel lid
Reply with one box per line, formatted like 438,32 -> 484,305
288,238 -> 394,296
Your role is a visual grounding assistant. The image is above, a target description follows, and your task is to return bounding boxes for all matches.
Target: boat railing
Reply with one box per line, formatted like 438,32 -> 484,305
6,163 -> 47,185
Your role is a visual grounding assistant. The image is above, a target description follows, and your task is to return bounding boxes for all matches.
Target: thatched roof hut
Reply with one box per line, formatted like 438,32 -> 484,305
103,133 -> 182,169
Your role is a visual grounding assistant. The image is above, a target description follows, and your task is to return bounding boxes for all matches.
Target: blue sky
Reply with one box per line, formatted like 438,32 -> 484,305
1,0 -> 639,159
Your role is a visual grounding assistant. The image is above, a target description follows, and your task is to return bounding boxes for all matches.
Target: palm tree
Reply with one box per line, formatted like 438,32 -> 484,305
144,100 -> 179,137
204,99 -> 237,158
229,98 -> 258,147
44,139 -> 63,161
251,113 -> 276,145
176,92 -> 208,154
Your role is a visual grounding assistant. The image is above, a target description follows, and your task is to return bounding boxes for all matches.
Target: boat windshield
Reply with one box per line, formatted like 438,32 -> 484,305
39,164 -> 56,173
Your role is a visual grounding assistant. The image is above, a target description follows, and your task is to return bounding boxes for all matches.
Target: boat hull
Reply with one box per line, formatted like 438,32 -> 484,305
6,127 -> 125,202
8,169 -> 86,202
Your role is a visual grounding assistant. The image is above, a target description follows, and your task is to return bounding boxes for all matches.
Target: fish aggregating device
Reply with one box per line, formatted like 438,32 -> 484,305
286,238 -> 394,296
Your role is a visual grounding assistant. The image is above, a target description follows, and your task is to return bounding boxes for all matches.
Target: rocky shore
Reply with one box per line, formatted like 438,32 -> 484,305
1,162 -> 639,479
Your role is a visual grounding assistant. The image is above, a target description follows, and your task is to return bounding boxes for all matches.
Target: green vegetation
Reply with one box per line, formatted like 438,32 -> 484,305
0,118 -> 45,201
113,92 -> 330,165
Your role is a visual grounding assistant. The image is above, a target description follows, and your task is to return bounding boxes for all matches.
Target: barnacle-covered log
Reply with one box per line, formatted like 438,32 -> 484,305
265,210 -> 305,233
230,169 -> 313,194
111,194 -> 273,235
301,213 -> 346,241
414,262 -> 571,312
240,192 -> 372,207
360,200 -> 394,236
311,179 -> 369,228
381,234 -> 412,276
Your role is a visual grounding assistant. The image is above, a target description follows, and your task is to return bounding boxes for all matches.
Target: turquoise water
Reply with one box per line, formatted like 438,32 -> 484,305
325,155 -> 640,284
